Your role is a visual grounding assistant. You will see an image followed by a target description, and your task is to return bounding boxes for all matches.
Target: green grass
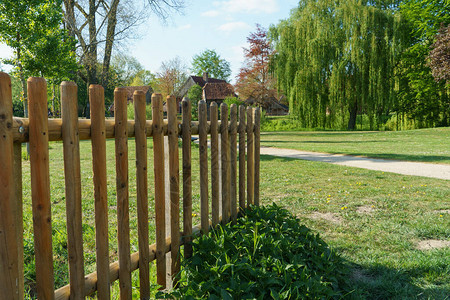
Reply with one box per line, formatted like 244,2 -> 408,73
260,127 -> 450,164
19,134 -> 449,299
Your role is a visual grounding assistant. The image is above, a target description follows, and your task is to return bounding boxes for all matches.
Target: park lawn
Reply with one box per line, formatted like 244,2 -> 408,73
260,127 -> 450,164
20,138 -> 449,298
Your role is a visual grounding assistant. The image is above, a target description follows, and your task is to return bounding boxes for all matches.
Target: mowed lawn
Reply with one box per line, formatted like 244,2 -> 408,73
260,127 -> 450,164
19,129 -> 449,298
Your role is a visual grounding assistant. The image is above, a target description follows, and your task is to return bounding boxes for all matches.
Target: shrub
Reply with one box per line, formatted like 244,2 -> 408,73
161,204 -> 353,299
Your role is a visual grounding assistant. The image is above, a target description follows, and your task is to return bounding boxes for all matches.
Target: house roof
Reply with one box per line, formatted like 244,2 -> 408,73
191,76 -> 226,88
123,86 -> 152,101
203,82 -> 236,100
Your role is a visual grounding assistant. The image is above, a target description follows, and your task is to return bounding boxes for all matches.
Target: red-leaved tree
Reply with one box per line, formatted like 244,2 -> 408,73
428,24 -> 450,85
235,24 -> 277,108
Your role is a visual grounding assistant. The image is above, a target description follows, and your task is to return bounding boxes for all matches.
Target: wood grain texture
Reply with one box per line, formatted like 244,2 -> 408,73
133,90 -> 150,299
221,103 -> 230,224
198,100 -> 209,233
254,108 -> 261,207
238,105 -> 246,212
182,98 -> 193,258
28,77 -> 54,300
61,81 -> 85,299
167,95 -> 181,285
89,84 -> 110,299
152,93 -> 166,289
210,102 -> 220,226
246,107 -> 254,207
229,104 -> 238,223
0,72 -> 20,300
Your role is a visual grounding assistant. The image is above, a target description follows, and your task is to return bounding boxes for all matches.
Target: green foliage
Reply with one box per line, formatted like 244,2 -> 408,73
187,84 -> 203,120
224,96 -> 244,107
163,204 -> 353,299
191,49 -> 231,82
127,102 -> 152,120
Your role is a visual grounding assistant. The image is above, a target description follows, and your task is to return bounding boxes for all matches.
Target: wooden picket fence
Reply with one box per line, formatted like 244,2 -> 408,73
0,72 -> 260,300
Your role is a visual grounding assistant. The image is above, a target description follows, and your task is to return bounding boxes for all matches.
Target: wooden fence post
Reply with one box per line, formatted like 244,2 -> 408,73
254,108 -> 260,207
0,72 -> 21,300
210,102 -> 220,226
221,103 -> 230,223
134,90 -> 150,299
198,100 -> 209,233
28,77 -> 54,300
246,107 -> 254,207
152,93 -> 166,289
89,84 -> 110,299
238,105 -> 246,212
61,81 -> 85,299
182,98 -> 193,258
115,87 -> 132,299
167,95 -> 180,285
229,104 -> 238,223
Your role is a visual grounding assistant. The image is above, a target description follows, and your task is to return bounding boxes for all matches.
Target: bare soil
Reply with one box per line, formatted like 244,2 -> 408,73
416,239 -> 450,250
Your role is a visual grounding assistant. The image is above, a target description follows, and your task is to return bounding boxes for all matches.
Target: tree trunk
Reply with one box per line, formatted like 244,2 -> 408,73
101,0 -> 120,88
347,100 -> 358,130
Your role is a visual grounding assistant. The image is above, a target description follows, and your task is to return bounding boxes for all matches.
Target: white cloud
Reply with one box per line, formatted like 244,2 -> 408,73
218,21 -> 251,33
177,24 -> 192,30
213,0 -> 279,14
201,10 -> 220,17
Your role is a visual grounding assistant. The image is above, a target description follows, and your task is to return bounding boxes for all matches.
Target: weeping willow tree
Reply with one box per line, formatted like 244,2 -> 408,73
270,0 -> 408,129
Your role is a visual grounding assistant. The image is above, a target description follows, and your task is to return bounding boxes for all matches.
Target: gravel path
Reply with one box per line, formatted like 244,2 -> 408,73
260,146 -> 450,180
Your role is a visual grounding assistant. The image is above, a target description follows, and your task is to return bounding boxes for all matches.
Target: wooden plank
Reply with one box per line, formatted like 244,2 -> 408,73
61,81 -> 85,299
229,104 -> 238,223
133,90 -> 150,299
210,102 -> 220,226
89,84 -> 110,299
253,108 -> 261,207
246,107 -> 254,207
0,72 -> 20,300
152,93 -> 166,289
221,103 -> 230,224
13,142 -> 24,300
28,77 -> 54,300
182,98 -> 193,258
167,95 -> 180,285
114,87 -> 132,299
198,100 -> 209,233
238,105 -> 246,212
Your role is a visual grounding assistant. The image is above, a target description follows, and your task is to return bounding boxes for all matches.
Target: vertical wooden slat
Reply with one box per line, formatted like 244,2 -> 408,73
13,142 -> 24,300
0,72 -> 20,300
246,107 -> 254,207
28,77 -> 54,300
238,105 -> 246,212
220,103 -> 230,224
198,100 -> 209,233
182,98 -> 193,258
210,102 -> 220,226
134,90 -> 150,299
229,104 -> 238,223
89,84 -> 110,299
152,93 -> 166,289
115,87 -> 132,299
254,108 -> 261,207
61,81 -> 84,299
167,95 -> 180,285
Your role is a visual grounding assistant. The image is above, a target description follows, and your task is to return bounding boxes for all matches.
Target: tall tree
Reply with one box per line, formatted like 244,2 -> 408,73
191,49 -> 231,81
153,57 -> 188,98
428,24 -> 450,84
0,0 -> 77,117
235,24 -> 276,108
271,0 -> 407,130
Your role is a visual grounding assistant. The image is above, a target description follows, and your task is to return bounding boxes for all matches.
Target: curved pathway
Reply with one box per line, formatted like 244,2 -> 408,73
260,146 -> 450,180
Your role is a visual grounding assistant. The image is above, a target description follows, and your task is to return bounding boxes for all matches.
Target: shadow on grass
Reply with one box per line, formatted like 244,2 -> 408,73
346,261 -> 449,299
262,140 -> 386,144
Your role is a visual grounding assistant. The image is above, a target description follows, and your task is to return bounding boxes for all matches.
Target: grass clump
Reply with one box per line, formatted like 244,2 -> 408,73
164,204 -> 353,299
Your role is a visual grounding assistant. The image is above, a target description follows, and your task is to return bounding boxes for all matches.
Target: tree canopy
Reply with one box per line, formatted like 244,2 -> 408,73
191,49 -> 231,81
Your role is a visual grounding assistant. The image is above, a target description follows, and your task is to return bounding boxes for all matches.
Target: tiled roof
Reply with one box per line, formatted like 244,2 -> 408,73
191,76 -> 227,87
123,86 -> 152,101
203,83 -> 236,100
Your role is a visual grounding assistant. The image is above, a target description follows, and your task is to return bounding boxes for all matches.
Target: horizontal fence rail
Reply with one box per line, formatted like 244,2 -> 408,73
0,72 -> 260,300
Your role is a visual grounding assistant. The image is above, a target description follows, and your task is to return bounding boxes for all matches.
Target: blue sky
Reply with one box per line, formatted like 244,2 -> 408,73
0,0 -> 298,83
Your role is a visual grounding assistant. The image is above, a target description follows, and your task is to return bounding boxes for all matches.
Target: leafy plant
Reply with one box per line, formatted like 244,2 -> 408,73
161,204 -> 353,299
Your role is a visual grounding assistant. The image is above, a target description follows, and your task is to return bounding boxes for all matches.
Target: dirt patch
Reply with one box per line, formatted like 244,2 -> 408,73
433,209 -> 450,214
309,212 -> 342,224
356,205 -> 376,215
416,239 -> 450,250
